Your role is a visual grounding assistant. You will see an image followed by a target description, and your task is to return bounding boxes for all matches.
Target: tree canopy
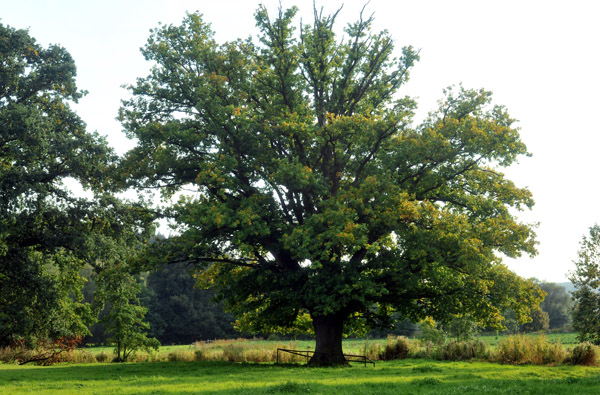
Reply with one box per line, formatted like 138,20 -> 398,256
0,23 -> 153,346
120,5 -> 543,365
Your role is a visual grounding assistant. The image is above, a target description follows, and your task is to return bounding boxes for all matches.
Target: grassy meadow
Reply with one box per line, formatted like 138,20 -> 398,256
2,358 -> 600,394
2,333 -> 599,394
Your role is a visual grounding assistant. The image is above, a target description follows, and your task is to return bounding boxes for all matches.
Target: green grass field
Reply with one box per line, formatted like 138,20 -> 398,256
2,333 -> 594,394
2,358 -> 600,394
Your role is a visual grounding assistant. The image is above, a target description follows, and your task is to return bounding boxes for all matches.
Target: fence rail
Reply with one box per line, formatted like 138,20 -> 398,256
276,348 -> 375,367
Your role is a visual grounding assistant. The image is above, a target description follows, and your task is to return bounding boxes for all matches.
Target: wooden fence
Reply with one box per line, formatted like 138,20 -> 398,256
276,348 -> 375,367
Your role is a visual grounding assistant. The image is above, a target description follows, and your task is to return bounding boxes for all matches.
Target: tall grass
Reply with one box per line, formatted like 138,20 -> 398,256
0,344 -> 97,365
494,335 -> 566,365
162,339 -> 307,363
569,342 -> 600,366
365,335 -> 597,366
3,334 -> 597,367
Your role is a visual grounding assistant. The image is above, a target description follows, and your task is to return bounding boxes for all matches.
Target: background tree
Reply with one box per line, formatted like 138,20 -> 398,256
94,264 -> 160,362
0,23 -> 154,347
520,308 -> 550,333
570,224 -> 600,344
142,262 -> 236,344
120,6 -> 543,365
539,282 -> 572,330
366,313 -> 418,338
444,314 -> 480,341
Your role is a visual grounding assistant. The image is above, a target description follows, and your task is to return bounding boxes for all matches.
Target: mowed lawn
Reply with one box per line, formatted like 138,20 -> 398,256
2,359 -> 600,394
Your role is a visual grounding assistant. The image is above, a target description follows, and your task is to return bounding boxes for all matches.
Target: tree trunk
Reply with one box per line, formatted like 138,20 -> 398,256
308,314 -> 347,366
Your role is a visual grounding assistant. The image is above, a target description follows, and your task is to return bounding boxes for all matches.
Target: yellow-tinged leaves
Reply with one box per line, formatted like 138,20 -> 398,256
117,11 -> 536,339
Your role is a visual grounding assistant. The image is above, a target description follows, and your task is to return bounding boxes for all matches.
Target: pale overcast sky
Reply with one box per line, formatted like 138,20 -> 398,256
3,0 -> 600,282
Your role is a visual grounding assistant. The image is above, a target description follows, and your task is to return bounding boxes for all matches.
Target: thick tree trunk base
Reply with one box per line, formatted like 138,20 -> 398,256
308,352 -> 349,367
308,314 -> 347,367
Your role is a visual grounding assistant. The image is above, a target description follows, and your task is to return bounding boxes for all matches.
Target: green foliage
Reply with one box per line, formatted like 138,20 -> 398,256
142,262 -> 236,343
120,4 -> 542,360
443,314 -> 480,340
416,318 -> 447,345
0,22 -> 100,345
0,23 -> 156,347
520,308 -> 550,332
570,225 -> 600,344
94,265 -> 160,362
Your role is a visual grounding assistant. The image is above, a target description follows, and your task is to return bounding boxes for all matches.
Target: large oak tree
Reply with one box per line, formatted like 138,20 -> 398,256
121,6 -> 542,365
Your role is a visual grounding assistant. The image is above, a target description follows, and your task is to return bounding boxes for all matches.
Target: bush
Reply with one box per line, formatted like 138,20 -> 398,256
417,321 -> 446,345
408,340 -> 436,359
438,340 -> 489,361
167,350 -> 195,362
380,336 -> 410,360
95,351 -> 113,363
494,335 -> 566,365
570,342 -> 599,366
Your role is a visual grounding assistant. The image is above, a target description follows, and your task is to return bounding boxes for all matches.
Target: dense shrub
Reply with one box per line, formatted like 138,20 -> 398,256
95,351 -> 112,363
438,340 -> 489,361
409,340 -> 436,359
168,350 -> 195,362
494,335 -> 566,365
379,336 -> 410,360
569,342 -> 599,366
417,321 -> 447,345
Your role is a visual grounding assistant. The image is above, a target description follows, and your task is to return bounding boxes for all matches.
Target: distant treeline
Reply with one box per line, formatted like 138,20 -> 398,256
82,262 -> 237,345
82,261 -> 573,345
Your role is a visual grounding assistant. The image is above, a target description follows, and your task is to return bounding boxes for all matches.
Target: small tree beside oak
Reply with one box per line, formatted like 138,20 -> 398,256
95,265 -> 160,362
